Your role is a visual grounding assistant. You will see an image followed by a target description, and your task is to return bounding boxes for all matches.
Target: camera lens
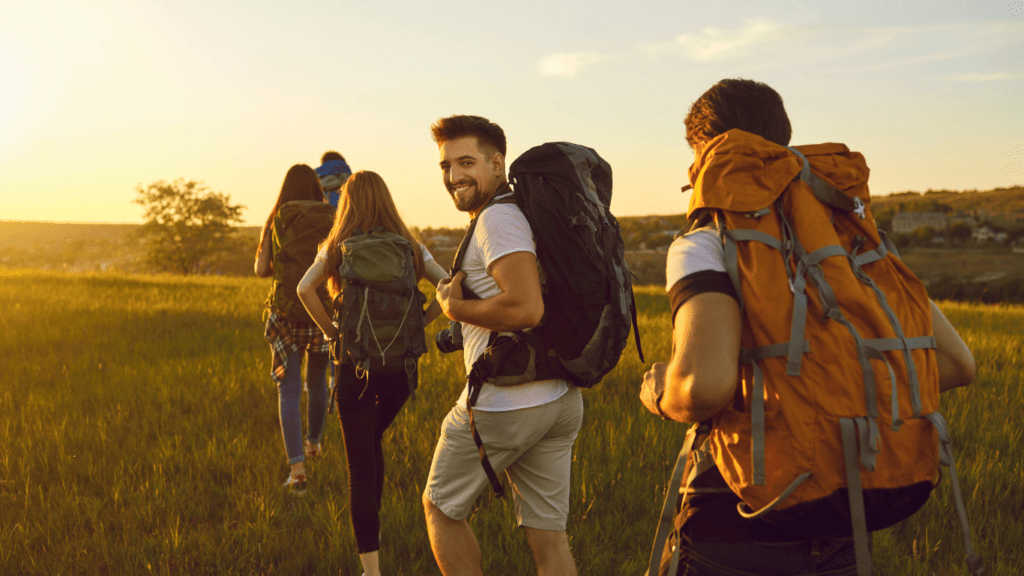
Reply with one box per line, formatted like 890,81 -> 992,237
435,321 -> 464,353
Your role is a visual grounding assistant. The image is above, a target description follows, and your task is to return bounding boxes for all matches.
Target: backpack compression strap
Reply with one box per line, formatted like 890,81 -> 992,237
647,422 -> 716,576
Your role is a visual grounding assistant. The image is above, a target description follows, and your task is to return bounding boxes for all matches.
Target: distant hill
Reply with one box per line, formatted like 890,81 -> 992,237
0,221 -> 262,274
869,186 -> 1024,226
4,184 -> 1024,294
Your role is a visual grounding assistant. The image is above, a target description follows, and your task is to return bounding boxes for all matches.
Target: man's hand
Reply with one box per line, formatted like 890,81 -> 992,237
640,362 -> 669,417
436,271 -> 465,321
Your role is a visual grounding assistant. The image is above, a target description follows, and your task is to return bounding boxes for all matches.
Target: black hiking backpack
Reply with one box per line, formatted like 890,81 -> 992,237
454,142 -> 644,497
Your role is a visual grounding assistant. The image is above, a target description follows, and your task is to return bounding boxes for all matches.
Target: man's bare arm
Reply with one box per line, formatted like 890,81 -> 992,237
641,292 -> 742,423
435,251 -> 544,332
932,300 -> 975,392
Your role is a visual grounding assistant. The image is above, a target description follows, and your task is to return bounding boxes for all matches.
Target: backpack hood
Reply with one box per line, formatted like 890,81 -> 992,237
687,129 -> 870,218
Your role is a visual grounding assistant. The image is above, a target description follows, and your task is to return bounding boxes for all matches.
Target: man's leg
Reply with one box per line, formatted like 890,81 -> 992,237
524,527 -> 577,576
505,388 -> 583,576
422,404 -> 499,576
423,496 -> 483,576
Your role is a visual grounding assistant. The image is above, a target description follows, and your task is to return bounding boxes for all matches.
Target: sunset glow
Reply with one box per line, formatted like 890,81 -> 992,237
0,1 -> 1021,228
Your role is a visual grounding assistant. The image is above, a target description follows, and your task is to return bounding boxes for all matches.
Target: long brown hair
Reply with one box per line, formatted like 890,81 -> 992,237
321,171 -> 425,297
260,164 -> 324,244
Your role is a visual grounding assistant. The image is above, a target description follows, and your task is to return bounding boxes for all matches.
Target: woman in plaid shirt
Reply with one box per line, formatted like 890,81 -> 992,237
254,164 -> 334,496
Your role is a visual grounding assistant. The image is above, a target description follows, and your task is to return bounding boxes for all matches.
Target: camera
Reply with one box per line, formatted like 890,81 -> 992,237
435,320 -> 464,353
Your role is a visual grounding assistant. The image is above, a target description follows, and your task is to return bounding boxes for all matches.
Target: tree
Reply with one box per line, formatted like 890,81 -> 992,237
947,222 -> 972,244
910,226 -> 937,246
134,179 -> 246,275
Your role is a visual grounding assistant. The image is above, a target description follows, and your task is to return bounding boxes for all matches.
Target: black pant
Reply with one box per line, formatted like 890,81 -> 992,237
334,365 -> 411,554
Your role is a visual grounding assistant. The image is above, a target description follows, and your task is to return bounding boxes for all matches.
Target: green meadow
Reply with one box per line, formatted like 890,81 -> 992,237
1,269 -> 1020,575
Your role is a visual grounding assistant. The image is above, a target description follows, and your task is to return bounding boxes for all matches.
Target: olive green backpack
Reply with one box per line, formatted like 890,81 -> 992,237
266,200 -> 335,322
333,228 -> 427,399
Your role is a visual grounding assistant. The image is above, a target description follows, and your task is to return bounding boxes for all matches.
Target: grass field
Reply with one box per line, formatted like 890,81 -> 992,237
1,269 -> 1020,575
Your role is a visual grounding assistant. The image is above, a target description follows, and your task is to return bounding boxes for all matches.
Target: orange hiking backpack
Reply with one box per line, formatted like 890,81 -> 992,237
648,129 -> 981,576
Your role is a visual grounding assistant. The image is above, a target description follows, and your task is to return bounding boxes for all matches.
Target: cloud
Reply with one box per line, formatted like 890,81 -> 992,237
637,20 -> 1024,74
639,19 -> 789,63
940,72 -> 1024,82
536,51 -> 617,78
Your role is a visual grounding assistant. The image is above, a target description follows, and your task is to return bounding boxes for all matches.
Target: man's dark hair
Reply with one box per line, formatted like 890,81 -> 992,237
430,115 -> 507,157
684,79 -> 792,150
321,150 -> 346,163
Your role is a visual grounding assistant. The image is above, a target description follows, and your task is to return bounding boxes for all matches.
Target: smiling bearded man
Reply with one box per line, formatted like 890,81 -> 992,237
421,115 -> 583,576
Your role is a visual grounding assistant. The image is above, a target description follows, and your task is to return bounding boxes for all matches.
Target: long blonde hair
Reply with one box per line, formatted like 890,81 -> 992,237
321,171 -> 425,297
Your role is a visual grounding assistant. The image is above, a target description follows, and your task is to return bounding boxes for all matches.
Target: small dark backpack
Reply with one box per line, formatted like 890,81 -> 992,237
267,200 -> 335,322
333,228 -> 427,399
455,142 -> 644,496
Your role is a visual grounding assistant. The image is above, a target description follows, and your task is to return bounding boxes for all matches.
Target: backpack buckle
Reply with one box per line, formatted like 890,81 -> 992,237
852,197 -> 866,220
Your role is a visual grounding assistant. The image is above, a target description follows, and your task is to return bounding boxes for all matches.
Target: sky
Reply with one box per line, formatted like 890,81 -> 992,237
0,0 -> 1022,229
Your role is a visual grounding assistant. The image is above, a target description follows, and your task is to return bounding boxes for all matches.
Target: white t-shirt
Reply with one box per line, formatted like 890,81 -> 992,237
455,203 -> 569,412
665,227 -> 725,290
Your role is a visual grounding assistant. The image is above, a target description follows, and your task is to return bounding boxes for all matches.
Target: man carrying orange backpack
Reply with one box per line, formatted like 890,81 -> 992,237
639,78 -> 982,576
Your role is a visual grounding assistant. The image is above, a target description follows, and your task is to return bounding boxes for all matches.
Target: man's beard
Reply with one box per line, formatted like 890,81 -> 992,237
449,180 -> 490,213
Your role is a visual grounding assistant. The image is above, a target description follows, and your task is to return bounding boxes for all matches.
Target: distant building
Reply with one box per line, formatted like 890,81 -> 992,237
948,214 -> 977,228
892,212 -> 947,235
972,226 -> 994,242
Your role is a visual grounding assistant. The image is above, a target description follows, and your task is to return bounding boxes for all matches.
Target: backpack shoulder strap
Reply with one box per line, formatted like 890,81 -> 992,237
450,185 -> 516,297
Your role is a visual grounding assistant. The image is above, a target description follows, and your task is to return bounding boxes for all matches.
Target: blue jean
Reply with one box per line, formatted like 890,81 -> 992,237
277,349 -> 329,465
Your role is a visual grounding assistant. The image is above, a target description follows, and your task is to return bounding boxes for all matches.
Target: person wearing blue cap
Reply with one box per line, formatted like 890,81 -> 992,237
315,151 -> 352,209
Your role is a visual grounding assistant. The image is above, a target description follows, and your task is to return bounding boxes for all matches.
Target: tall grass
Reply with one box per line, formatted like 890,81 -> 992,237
0,271 -> 1019,574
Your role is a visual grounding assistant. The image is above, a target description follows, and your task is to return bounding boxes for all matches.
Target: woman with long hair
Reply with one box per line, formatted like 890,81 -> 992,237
298,171 -> 445,576
255,163 -> 334,495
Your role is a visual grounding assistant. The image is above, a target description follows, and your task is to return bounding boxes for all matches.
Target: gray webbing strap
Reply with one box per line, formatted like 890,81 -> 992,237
854,416 -> 880,472
741,341 -> 810,362
774,213 -> 809,377
740,341 -> 810,486
786,244 -> 845,376
778,213 -> 881,425
751,361 -> 767,485
786,278 -> 809,377
923,412 -> 986,575
732,210 -> 813,380
724,228 -> 783,251
840,418 -> 873,576
736,471 -> 812,519
852,333 -> 880,421
796,248 -> 842,323
723,228 -> 787,314
721,232 -> 746,312
788,148 -> 858,213
853,241 -> 887,267
805,244 -> 849,266
848,262 -> 924,418
879,230 -> 901,259
863,345 -> 903,431
863,336 -> 936,352
647,423 -> 701,576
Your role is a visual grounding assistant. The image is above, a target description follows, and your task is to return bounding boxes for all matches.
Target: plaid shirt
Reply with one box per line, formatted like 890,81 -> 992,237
264,311 -> 331,385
